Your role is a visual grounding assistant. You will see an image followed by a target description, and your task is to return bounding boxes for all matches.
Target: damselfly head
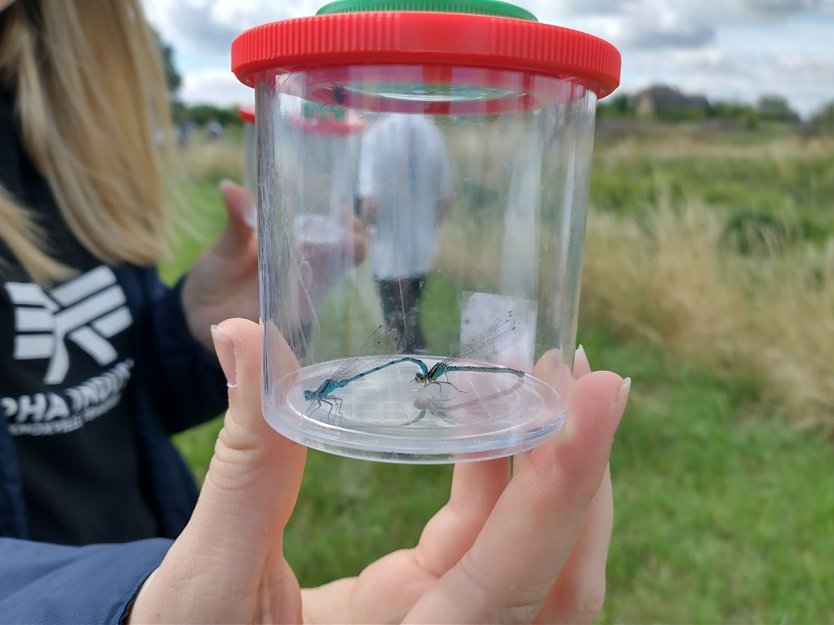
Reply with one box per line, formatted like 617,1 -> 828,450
303,389 -> 316,401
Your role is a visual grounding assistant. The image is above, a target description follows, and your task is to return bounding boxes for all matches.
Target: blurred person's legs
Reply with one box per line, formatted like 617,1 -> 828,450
376,275 -> 427,353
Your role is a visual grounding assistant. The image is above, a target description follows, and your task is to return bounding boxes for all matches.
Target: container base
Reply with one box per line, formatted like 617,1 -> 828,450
266,356 -> 565,463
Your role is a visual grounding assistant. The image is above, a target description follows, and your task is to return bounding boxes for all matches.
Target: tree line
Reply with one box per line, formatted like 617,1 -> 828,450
599,85 -> 834,130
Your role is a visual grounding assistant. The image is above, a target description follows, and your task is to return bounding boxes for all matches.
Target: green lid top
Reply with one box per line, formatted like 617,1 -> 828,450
316,0 -> 538,21
302,101 -> 347,121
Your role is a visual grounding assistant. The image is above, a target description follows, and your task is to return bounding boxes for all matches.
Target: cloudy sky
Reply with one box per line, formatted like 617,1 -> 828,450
142,0 -> 834,117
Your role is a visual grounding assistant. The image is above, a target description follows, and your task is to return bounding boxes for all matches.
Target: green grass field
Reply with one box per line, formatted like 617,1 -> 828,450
165,128 -> 834,624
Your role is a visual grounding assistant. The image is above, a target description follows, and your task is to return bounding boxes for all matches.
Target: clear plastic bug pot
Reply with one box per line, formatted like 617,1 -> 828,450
231,0 -> 621,463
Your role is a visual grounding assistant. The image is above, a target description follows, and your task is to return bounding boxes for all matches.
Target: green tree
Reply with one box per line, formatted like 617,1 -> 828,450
153,29 -> 181,99
808,101 -> 834,130
597,94 -> 635,119
756,95 -> 799,123
184,104 -> 241,127
709,100 -> 759,129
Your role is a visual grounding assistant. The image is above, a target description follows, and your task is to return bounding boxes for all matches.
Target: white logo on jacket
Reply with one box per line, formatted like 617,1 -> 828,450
4,266 -> 133,385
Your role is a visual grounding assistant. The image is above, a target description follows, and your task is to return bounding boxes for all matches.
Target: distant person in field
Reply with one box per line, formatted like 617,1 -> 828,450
357,113 -> 453,353
205,118 -> 223,141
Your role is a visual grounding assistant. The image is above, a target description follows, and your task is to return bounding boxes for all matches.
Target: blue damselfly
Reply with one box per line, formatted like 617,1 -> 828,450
304,324 -> 428,415
414,312 -> 525,390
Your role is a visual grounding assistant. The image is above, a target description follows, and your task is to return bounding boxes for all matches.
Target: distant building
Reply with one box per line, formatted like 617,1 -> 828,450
635,85 -> 710,119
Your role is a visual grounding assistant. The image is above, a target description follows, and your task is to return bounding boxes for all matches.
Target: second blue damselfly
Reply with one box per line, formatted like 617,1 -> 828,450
414,311 -> 525,390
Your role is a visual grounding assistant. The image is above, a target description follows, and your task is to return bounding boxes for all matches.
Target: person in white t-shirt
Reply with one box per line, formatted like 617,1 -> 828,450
357,113 -> 453,352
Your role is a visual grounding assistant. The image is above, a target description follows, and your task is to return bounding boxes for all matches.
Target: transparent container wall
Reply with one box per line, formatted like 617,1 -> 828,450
243,121 -> 257,210
256,65 -> 597,463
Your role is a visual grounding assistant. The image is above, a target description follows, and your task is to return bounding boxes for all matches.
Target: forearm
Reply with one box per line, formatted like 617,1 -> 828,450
0,537 -> 170,625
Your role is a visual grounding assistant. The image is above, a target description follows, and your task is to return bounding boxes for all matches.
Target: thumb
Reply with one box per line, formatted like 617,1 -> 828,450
213,179 -> 256,257
131,319 -> 306,622
174,318 -> 306,584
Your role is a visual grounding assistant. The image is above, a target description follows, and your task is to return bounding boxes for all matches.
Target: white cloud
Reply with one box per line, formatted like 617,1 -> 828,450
527,0 -> 715,48
731,0 -> 825,17
180,69 -> 253,106
769,52 -> 834,114
144,0 -> 322,53
588,10 -> 715,49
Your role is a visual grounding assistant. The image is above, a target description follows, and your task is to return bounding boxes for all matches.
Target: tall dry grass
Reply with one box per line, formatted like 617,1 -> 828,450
162,138 -> 246,255
581,198 -> 834,429
596,133 -> 834,165
177,138 -> 244,183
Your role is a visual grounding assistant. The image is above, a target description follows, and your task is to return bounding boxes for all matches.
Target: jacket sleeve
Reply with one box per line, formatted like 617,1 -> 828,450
0,537 -> 171,625
131,267 -> 228,434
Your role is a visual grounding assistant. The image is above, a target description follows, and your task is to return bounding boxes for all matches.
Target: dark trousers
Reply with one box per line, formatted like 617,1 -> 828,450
375,274 -> 427,353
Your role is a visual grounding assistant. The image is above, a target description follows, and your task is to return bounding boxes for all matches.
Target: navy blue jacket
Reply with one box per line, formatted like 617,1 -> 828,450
0,265 -> 228,624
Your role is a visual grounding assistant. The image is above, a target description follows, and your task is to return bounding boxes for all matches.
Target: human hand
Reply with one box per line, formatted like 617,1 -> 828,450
182,182 -> 367,350
296,214 -> 366,271
302,345 -> 628,624
295,216 -> 367,320
128,320 -> 628,623
128,319 -> 307,623
181,180 -> 259,351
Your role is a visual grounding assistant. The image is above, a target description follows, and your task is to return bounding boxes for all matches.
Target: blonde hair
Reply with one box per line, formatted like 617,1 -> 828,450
0,0 -> 172,285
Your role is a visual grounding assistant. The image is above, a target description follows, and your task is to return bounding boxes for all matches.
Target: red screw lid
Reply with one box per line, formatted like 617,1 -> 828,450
232,8 -> 620,98
232,2 -> 619,116
238,105 -> 256,124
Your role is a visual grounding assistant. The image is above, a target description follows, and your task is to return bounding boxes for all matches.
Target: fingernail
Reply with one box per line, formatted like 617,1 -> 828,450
211,324 -> 238,388
613,377 -> 631,422
575,344 -> 587,363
